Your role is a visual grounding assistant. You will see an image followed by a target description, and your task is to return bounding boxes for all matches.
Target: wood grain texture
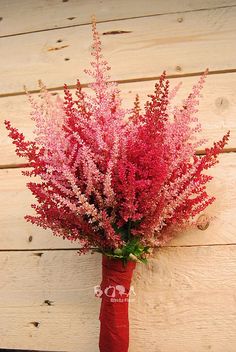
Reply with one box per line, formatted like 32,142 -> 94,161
0,246 -> 236,351
0,153 -> 235,250
0,167 -> 78,250
131,245 -> 236,352
1,73 -> 235,166
1,0 -> 235,37
1,6 -> 236,95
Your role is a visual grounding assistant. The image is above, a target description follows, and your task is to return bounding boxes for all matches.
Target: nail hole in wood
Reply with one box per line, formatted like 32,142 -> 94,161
64,57 -> 70,61
67,16 -> 76,20
44,299 -> 54,306
34,252 -> 43,257
177,17 -> 183,23
30,321 -> 40,328
0,17 -> 3,21
57,39 -> 63,43
28,235 -> 33,242
62,0 -> 69,2
176,65 -> 182,72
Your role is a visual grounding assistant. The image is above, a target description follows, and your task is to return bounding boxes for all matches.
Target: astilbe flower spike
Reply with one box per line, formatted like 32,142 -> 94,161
5,20 -> 230,260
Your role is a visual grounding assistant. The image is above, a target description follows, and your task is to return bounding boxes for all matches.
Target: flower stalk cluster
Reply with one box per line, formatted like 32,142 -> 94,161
5,21 -> 229,261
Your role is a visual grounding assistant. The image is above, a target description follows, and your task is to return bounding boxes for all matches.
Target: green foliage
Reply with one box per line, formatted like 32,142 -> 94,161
95,236 -> 150,264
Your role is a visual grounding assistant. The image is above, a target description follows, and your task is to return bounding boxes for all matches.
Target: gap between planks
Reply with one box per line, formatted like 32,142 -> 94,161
1,68 -> 236,99
0,4 -> 236,39
1,243 -> 236,253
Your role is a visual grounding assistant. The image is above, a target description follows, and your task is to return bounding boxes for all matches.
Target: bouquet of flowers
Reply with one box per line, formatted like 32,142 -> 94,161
5,19 -> 229,352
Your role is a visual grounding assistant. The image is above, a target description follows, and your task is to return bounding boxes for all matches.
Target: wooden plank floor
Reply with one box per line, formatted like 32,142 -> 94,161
0,1 -> 236,351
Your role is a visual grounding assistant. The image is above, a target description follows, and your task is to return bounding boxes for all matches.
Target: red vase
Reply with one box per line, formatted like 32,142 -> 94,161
99,255 -> 136,352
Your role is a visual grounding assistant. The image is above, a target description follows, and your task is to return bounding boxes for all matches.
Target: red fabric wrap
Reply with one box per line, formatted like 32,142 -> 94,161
99,255 -> 136,352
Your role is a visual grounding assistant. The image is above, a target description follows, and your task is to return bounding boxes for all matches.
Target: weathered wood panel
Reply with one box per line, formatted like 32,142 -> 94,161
1,73 -> 235,166
0,246 -> 236,351
1,7 -> 236,95
131,245 -> 236,352
1,1 -> 236,351
1,0 -> 235,37
0,153 -> 235,250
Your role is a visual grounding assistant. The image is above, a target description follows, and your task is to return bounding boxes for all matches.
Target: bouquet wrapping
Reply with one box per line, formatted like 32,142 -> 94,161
99,256 -> 136,352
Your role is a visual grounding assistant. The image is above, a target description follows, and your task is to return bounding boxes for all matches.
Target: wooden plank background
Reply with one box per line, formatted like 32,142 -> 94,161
0,1 -> 236,351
